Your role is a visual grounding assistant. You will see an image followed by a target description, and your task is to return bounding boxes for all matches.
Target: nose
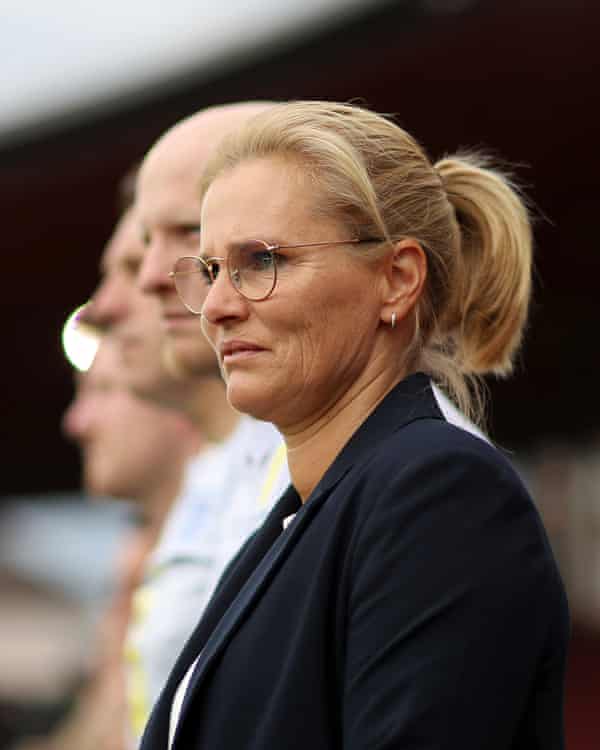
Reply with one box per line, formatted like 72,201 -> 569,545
201,265 -> 249,327
138,240 -> 175,298
87,274 -> 129,332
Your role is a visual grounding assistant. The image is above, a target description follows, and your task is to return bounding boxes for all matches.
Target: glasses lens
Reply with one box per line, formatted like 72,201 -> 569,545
172,256 -> 212,313
230,241 -> 276,301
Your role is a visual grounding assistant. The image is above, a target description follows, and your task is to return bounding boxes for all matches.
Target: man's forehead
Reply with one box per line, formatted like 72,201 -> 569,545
136,106 -> 266,222
137,155 -> 206,225
100,213 -> 143,270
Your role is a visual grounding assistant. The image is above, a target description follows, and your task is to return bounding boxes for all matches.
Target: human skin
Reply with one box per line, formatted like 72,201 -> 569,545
63,337 -> 198,519
136,104 -> 273,381
199,155 -> 425,499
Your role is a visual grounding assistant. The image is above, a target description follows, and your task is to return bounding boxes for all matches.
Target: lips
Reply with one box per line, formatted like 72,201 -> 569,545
220,340 -> 265,360
162,311 -> 197,329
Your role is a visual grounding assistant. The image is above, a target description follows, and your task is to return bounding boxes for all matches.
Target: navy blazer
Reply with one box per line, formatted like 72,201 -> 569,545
141,373 -> 568,750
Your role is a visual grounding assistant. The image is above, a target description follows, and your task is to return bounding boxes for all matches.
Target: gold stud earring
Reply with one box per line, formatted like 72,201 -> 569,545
391,312 -> 397,329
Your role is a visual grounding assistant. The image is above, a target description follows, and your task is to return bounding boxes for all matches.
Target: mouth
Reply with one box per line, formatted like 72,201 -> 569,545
162,311 -> 197,331
220,339 -> 266,364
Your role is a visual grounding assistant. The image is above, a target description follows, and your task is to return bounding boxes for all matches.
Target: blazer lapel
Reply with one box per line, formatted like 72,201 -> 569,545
169,373 -> 443,747
172,479 -> 339,746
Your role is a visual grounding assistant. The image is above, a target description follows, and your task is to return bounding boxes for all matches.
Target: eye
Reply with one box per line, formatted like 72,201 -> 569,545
205,259 -> 221,284
180,225 -> 201,246
245,247 -> 275,272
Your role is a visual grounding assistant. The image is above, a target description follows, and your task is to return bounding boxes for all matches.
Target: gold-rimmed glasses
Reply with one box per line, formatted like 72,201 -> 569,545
169,237 -> 381,313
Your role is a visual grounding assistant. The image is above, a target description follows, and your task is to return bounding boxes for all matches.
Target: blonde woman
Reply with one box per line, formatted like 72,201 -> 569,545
145,102 -> 568,750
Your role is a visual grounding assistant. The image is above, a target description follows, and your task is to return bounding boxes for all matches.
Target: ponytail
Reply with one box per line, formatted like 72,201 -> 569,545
433,153 -> 532,378
196,102 -> 534,426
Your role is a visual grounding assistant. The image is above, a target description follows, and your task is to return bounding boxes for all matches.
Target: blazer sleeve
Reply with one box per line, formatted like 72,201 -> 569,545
342,441 -> 567,750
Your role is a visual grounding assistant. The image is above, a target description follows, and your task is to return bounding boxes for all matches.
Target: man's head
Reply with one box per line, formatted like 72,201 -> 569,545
62,337 -> 200,510
136,102 -> 274,378
82,208 -> 183,404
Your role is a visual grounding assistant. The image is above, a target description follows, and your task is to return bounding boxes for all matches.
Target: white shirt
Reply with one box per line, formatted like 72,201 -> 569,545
125,416 -> 288,747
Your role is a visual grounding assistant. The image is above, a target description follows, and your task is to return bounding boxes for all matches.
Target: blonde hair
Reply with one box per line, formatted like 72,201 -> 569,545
199,101 -> 533,424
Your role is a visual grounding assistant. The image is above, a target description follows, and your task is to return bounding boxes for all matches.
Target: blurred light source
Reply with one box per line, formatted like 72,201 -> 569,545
61,303 -> 99,372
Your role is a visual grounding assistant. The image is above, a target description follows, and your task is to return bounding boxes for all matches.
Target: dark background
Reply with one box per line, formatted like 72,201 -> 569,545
2,0 -> 598,493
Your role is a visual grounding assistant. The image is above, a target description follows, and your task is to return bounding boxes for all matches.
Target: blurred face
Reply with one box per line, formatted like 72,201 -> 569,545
199,157 -> 383,430
136,105 -> 272,379
62,340 -> 192,501
86,210 -> 178,402
136,123 -> 222,378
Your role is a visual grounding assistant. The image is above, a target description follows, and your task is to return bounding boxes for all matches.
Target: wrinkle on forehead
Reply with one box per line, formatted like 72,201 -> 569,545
199,155 -> 341,258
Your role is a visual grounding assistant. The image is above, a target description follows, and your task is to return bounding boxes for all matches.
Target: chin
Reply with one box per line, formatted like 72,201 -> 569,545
85,472 -> 110,499
226,377 -> 274,423
165,339 -> 220,380
127,370 -> 169,403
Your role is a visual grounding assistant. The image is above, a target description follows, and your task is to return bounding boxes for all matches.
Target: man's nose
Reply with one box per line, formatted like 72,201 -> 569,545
85,275 -> 129,331
138,241 -> 173,297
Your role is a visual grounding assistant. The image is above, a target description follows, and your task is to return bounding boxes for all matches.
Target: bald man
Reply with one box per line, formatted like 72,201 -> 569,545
119,104 -> 290,745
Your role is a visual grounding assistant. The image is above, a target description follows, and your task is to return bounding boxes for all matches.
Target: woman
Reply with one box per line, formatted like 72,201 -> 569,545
144,102 -> 568,749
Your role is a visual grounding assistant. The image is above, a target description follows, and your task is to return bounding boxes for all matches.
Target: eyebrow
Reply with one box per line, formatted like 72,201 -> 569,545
200,237 -> 287,256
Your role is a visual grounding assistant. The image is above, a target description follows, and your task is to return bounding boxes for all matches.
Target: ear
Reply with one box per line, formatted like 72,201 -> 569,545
380,238 -> 427,326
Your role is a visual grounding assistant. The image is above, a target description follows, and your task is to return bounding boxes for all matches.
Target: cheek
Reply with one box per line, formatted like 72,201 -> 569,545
299,286 -> 372,358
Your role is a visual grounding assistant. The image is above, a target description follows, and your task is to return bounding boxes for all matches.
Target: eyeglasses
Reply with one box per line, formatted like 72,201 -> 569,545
169,237 -> 382,313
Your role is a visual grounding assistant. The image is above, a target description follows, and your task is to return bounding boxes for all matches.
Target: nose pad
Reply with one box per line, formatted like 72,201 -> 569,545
230,266 -> 241,289
200,265 -> 248,326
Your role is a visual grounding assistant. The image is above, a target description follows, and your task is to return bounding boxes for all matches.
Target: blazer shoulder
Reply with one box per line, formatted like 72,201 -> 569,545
341,417 -> 563,611
369,416 -> 521,488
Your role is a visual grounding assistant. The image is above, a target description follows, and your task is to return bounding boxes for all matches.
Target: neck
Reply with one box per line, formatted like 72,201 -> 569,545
187,377 -> 240,442
143,470 -> 184,547
282,365 -> 405,502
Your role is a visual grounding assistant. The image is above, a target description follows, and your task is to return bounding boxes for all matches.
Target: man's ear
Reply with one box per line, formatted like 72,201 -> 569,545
380,238 -> 427,326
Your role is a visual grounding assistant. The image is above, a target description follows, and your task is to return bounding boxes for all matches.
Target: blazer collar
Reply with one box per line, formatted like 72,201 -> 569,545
170,372 -> 442,747
307,371 -> 443,501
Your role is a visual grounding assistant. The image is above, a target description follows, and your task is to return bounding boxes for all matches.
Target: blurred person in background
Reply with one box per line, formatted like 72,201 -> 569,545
141,101 -> 568,750
12,220 -> 200,750
63,334 -> 200,542
121,103 -> 291,745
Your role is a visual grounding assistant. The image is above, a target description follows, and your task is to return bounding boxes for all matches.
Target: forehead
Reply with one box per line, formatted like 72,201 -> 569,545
101,211 -> 143,269
201,157 -> 325,245
136,107 -> 274,226
136,158 -> 202,226
136,131 -> 218,225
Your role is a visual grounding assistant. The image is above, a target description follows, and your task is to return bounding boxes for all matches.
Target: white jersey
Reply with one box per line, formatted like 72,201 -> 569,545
124,416 -> 288,746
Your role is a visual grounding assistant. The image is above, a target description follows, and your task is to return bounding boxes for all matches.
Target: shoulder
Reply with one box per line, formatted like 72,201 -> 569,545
341,418 -> 560,602
358,416 -> 520,496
